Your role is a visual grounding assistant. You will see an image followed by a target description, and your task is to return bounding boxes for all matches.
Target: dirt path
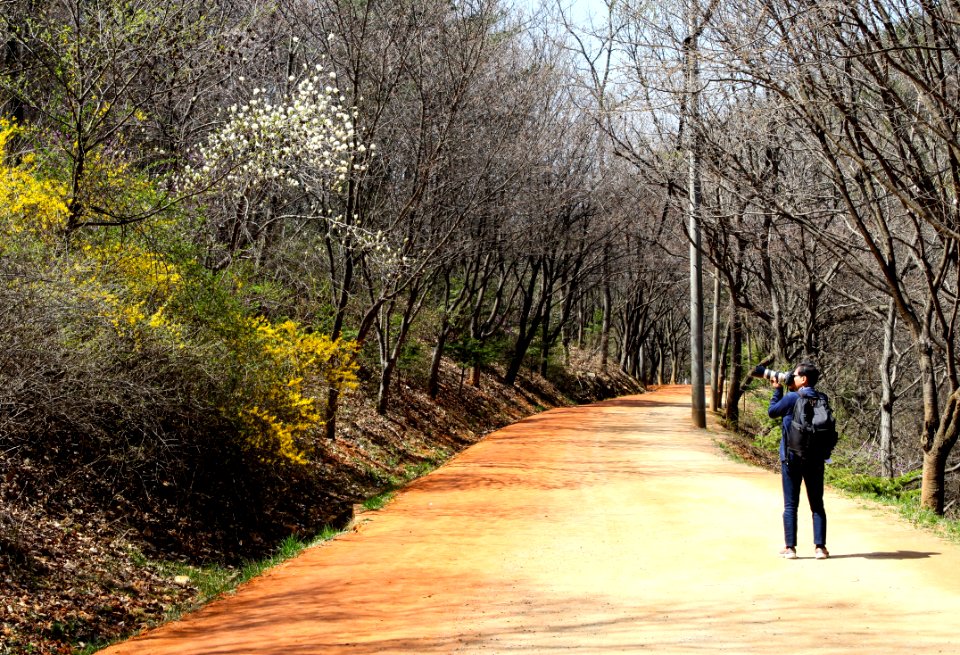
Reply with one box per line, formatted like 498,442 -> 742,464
100,386 -> 960,654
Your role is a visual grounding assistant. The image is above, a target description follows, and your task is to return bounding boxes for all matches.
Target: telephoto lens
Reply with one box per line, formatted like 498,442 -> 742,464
751,365 -> 795,387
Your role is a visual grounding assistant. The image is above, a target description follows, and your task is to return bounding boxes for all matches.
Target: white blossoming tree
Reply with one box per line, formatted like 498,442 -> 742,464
186,63 -> 395,269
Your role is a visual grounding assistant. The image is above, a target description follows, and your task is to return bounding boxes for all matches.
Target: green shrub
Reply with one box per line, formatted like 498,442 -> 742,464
448,335 -> 508,370
826,468 -> 921,501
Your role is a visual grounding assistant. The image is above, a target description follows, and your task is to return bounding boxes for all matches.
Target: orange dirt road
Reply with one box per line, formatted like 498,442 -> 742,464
100,386 -> 960,654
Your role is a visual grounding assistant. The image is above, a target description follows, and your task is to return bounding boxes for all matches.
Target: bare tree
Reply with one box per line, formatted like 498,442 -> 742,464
0,0 -> 236,232
717,0 -> 960,512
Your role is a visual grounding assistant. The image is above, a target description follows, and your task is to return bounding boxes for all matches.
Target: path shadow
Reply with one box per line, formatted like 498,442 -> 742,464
826,550 -> 939,560
600,397 -> 688,409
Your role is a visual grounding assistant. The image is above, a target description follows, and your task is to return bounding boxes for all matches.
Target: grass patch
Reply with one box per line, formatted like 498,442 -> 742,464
360,450 -> 448,512
855,486 -> 960,543
155,527 -> 340,621
753,425 -> 780,453
239,532 -> 321,582
404,460 -> 436,479
825,467 -> 921,501
714,438 -> 747,465
363,490 -> 397,511
825,468 -> 960,544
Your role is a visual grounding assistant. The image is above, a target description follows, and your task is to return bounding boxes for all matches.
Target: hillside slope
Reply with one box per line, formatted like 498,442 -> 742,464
0,355 -> 642,654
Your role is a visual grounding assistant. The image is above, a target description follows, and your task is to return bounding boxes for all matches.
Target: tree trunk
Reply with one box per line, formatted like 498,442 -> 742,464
917,329 -> 944,511
324,245 -> 355,440
638,345 -> 646,385
646,345 -> 656,386
507,328 -> 539,386
600,248 -> 612,373
4,36 -> 26,124
657,343 -> 665,385
427,319 -> 450,399
709,273 -> 722,411
921,387 -> 960,513
376,357 -> 397,415
505,261 -> 545,387
724,301 -> 743,424
576,297 -> 586,349
470,363 -> 482,388
375,286 -> 422,415
715,322 -> 730,412
879,300 -> 896,478
921,449 -> 947,515
619,325 -> 630,373
539,288 -> 553,377
670,336 -> 680,384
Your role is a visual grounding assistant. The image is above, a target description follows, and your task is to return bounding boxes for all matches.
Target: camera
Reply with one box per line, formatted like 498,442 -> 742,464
751,365 -> 795,387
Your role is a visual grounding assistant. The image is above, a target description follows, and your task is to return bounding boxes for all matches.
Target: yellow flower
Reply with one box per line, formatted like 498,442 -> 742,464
231,315 -> 358,465
0,121 -> 69,239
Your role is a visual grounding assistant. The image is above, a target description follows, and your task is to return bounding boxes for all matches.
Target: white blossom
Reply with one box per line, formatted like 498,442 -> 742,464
184,64 -> 371,206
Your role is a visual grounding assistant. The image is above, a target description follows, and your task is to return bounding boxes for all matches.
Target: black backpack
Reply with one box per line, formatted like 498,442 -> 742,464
787,391 -> 838,459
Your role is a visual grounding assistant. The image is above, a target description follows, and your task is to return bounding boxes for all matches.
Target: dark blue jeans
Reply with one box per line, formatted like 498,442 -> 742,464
781,452 -> 827,548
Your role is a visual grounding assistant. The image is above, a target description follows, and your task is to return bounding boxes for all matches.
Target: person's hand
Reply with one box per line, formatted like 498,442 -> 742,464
771,379 -> 781,389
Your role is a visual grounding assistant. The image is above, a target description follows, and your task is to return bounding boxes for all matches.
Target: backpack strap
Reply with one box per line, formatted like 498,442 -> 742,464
787,391 -> 816,457
792,391 -> 814,424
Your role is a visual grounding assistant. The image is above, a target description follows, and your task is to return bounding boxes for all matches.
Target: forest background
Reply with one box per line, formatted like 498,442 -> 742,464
2,0 -> 960,652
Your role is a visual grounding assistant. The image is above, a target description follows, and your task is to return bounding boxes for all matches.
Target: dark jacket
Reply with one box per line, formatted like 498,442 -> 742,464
768,386 -> 819,462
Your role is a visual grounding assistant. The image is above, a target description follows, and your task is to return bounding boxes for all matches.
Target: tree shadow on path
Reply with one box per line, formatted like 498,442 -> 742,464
827,550 -> 939,560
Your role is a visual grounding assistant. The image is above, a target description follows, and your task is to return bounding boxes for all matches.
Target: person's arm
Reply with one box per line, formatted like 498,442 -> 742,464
768,387 -> 795,418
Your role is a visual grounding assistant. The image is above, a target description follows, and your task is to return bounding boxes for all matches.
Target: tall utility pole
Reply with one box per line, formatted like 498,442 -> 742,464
685,0 -> 707,428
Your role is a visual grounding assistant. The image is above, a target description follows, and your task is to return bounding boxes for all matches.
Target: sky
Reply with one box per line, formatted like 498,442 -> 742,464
514,0 -> 610,28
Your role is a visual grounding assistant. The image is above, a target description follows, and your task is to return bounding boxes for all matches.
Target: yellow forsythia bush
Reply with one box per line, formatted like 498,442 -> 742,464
232,316 -> 358,465
75,242 -> 186,344
0,119 -> 69,240
1,119 -> 182,343
74,249 -> 360,467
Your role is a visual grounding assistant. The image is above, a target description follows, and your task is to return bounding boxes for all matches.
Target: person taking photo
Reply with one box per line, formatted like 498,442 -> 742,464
768,361 -> 829,560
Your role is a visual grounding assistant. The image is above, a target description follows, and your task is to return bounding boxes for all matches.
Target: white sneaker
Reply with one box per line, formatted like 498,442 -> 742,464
815,546 -> 830,560
780,547 -> 798,559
